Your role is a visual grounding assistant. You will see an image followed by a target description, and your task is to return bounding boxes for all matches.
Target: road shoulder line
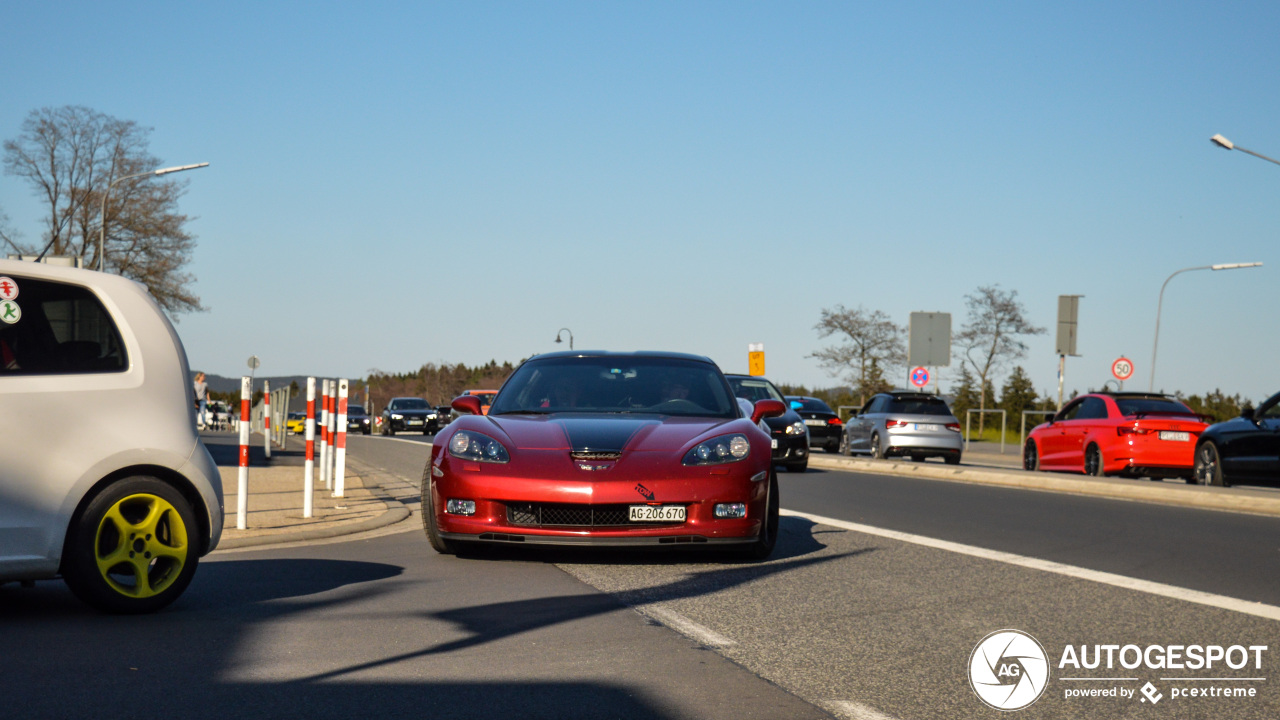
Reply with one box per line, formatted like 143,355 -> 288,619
781,508 -> 1280,623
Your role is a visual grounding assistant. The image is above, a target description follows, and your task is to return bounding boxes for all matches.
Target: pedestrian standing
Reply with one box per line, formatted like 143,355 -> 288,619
193,372 -> 209,429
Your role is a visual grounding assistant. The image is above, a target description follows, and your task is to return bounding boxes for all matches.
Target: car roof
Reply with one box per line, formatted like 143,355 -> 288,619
529,350 -> 718,365
877,392 -> 943,400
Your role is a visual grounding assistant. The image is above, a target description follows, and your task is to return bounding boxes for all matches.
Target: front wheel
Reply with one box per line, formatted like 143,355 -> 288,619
1085,444 -> 1105,477
62,477 -> 200,614
945,453 -> 961,465
838,432 -> 850,456
739,473 -> 779,560
420,467 -> 456,554
1193,441 -> 1227,487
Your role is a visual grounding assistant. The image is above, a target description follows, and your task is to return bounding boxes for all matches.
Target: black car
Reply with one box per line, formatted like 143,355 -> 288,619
381,397 -> 437,435
785,396 -> 843,453
346,404 -> 372,435
727,374 -> 809,472
1193,391 -> 1280,486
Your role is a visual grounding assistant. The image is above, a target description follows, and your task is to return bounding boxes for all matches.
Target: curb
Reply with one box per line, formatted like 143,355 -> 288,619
806,454 -> 1280,517
217,505 -> 411,549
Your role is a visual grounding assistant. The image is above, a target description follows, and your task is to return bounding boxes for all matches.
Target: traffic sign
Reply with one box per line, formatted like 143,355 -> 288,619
748,343 -> 765,376
247,355 -> 260,370
1111,357 -> 1134,382
0,277 -> 18,301
910,366 -> 930,388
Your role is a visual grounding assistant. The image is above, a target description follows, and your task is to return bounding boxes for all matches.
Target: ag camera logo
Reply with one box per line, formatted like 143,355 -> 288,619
969,629 -> 1051,711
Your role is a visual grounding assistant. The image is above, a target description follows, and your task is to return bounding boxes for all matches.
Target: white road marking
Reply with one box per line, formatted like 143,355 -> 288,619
635,605 -> 736,648
783,508 -> 1280,623
825,700 -> 900,720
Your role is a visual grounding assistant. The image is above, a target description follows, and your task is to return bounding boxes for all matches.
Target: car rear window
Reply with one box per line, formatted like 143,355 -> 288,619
1115,397 -> 1194,416
0,275 -> 127,375
886,397 -> 952,415
789,397 -> 834,413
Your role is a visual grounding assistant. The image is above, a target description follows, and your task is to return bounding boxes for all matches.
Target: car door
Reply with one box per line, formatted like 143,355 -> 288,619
851,397 -> 884,452
1061,397 -> 1108,470
1038,400 -> 1083,468
1230,395 -> 1280,481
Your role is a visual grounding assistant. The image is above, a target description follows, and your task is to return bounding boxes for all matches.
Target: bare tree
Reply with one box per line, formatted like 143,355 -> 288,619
3,106 -> 202,314
810,305 -> 906,405
954,285 -> 1045,435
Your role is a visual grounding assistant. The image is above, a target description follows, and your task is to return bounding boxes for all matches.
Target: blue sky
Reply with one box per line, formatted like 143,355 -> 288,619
2,2 -> 1276,402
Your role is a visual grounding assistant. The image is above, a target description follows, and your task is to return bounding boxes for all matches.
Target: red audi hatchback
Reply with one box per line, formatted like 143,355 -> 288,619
1024,392 -> 1208,480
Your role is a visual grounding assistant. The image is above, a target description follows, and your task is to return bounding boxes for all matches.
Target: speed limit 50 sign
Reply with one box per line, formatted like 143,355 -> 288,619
1111,357 -> 1134,382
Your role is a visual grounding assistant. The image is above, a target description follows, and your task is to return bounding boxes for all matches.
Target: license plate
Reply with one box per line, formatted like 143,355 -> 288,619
915,423 -> 941,431
407,419 -> 423,425
803,419 -> 825,426
629,505 -> 686,522
1159,431 -> 1190,442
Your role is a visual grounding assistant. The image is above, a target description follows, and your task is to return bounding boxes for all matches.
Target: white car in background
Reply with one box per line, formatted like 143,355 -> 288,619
0,259 -> 223,613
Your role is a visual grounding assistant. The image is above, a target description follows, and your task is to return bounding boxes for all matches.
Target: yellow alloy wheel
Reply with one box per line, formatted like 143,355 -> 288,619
93,493 -> 190,599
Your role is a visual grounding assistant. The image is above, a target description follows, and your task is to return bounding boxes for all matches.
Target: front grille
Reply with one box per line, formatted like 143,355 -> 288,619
570,451 -> 621,461
506,502 -> 682,527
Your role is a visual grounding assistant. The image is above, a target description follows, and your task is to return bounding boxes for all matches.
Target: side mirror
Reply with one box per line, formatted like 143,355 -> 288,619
451,395 -> 483,416
1241,406 -> 1256,422
752,399 -> 786,424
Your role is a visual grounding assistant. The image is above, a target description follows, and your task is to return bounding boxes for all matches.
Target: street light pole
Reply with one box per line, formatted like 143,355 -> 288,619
1150,262 -> 1262,391
1210,134 -> 1280,167
555,328 -> 574,351
97,162 -> 209,271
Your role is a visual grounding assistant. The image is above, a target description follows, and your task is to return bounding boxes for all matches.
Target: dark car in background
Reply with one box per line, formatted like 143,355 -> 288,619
727,374 -> 809,472
843,392 -> 963,464
786,396 -> 843,453
1193,390 -> 1280,487
381,397 -> 437,435
346,404 -> 372,435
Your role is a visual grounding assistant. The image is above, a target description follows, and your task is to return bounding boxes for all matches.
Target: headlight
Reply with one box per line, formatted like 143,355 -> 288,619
391,413 -> 403,420
683,433 -> 751,466
448,430 -> 510,463
785,420 -> 807,436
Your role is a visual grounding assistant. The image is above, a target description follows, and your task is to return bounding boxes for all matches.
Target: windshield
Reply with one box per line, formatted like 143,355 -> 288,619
391,398 -> 428,410
727,377 -> 784,403
490,356 -> 737,418
1115,397 -> 1194,416
347,405 -> 366,416
886,397 -> 953,416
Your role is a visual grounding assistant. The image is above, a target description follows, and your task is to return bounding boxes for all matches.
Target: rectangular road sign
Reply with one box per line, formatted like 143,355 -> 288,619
908,312 -> 951,367
748,343 -> 765,376
1056,295 -> 1082,356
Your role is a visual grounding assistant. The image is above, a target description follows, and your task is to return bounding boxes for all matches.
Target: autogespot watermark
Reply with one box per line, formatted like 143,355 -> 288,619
969,631 -> 1270,710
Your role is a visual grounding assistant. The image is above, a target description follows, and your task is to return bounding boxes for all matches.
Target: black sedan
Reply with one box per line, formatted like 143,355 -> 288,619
727,374 -> 809,472
381,397 -> 437,436
785,396 -> 843,453
1193,391 -> 1280,486
346,404 -> 372,435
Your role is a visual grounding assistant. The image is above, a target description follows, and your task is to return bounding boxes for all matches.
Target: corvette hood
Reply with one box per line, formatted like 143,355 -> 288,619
482,414 -> 735,453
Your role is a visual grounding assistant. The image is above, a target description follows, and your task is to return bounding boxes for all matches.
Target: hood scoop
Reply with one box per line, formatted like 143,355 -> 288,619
571,450 -> 621,461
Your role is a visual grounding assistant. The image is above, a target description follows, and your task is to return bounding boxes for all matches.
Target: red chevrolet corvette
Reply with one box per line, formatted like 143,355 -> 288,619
422,351 -> 786,558
1023,392 -> 1208,480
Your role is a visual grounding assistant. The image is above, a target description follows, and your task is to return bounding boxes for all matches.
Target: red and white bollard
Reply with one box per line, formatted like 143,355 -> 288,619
326,383 -> 337,490
237,376 -> 251,530
304,377 -> 316,518
334,378 -> 348,497
263,379 -> 272,459
319,379 -> 331,491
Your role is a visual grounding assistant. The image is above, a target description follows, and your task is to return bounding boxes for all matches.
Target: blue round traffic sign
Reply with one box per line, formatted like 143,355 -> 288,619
910,367 -> 930,387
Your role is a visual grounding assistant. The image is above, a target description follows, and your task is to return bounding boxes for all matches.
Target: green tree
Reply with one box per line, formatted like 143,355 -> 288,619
1000,366 -> 1038,421
954,285 -> 1046,434
810,305 -> 906,405
950,365 -> 980,424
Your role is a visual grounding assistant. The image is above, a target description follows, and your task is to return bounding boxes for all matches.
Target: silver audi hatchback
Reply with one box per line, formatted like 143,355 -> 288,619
840,392 -> 963,464
0,259 -> 223,613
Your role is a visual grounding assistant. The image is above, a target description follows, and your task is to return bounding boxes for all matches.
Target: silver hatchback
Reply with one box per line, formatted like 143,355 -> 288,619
840,392 -> 963,464
0,259 -> 224,613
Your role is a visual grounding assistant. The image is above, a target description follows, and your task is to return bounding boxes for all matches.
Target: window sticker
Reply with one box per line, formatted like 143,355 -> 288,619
0,300 -> 19,324
0,276 -> 17,302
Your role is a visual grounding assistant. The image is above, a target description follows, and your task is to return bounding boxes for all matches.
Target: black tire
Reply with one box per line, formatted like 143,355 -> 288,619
871,433 -> 885,460
420,466 -> 456,554
62,477 -> 200,614
945,453 -> 961,466
1085,444 -> 1105,477
1023,441 -> 1039,472
838,431 -> 850,456
363,427 -> 371,435
739,472 -> 779,560
1193,441 -> 1227,487
824,441 -> 840,454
